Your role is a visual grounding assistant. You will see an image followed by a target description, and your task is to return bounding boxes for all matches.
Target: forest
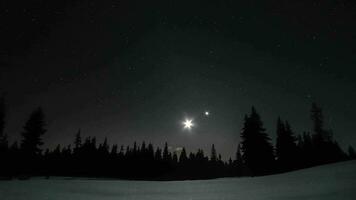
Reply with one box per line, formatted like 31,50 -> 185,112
0,95 -> 355,180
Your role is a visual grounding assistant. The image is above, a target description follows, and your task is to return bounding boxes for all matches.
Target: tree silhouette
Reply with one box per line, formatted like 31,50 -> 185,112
179,147 -> 188,163
348,146 -> 356,159
0,96 -> 7,150
0,101 -> 352,180
236,144 -> 242,165
240,107 -> 275,175
154,147 -> 162,161
163,142 -> 171,162
0,95 -> 9,178
276,118 -> 299,171
20,107 -> 46,156
73,129 -> 82,153
111,144 -> 118,156
210,144 -> 217,162
310,103 -> 345,165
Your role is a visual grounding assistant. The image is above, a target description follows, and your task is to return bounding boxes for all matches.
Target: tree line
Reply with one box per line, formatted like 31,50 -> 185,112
0,95 -> 355,180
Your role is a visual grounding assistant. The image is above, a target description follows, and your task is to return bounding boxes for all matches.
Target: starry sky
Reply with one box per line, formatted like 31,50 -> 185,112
1,0 -> 356,159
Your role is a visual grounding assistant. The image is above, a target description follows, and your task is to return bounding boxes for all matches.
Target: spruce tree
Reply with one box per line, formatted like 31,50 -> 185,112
147,143 -> 154,159
276,118 -> 298,171
210,144 -> 217,162
0,96 -> 7,150
74,129 -> 82,153
236,144 -> 242,165
101,137 -> 109,154
163,142 -> 171,162
240,107 -> 275,175
172,152 -> 178,164
0,96 -> 8,177
179,147 -> 188,163
111,144 -> 118,156
154,147 -> 162,161
310,103 -> 345,164
348,146 -> 356,159
20,107 -> 46,156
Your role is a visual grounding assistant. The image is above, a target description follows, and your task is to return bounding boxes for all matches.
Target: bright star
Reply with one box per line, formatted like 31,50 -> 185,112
183,119 -> 194,130
205,111 -> 210,116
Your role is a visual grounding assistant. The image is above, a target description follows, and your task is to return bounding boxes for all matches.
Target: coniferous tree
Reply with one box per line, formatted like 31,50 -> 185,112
240,107 -> 275,175
119,145 -> 124,157
172,152 -> 178,164
233,143 -> 245,176
0,96 -> 7,151
236,144 -> 242,165
73,129 -> 82,153
91,137 -> 97,150
310,103 -> 345,164
163,142 -> 171,162
210,144 -> 217,162
147,143 -> 154,159
141,141 -> 146,154
0,96 -> 4,136
125,145 -> 130,157
0,95 -> 9,177
111,144 -> 118,156
99,137 -> 109,155
154,147 -> 162,161
298,131 -> 313,167
20,107 -> 46,156
179,147 -> 188,163
348,146 -> 356,159
133,141 -> 137,155
275,118 -> 299,171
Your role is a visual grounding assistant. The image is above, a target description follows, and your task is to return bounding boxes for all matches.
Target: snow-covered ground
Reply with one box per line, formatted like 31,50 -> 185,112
0,161 -> 355,200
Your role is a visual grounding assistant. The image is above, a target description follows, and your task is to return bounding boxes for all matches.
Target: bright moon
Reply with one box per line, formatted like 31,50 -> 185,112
183,119 -> 194,130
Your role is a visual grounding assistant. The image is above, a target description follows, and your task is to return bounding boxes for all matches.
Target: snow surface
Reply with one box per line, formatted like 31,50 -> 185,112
0,161 -> 355,200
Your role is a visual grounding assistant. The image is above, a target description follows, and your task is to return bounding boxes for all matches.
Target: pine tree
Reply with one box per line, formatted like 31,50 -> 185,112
141,141 -> 146,153
179,147 -> 188,163
275,118 -> 298,171
172,152 -> 178,164
0,95 -> 5,138
111,144 -> 118,156
0,96 -> 7,150
236,144 -> 242,165
154,147 -> 162,161
163,142 -> 171,162
0,95 -> 9,177
311,103 -> 324,138
20,107 -> 46,156
133,141 -> 137,156
310,103 -> 345,164
117,145 -> 124,157
348,146 -> 356,159
240,107 -> 275,175
147,143 -> 154,159
101,137 -> 109,154
210,144 -> 217,162
74,129 -> 82,153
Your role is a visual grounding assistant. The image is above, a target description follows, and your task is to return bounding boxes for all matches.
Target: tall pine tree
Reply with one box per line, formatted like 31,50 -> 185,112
0,96 -> 7,150
310,103 -> 345,164
210,144 -> 217,162
240,107 -> 275,175
21,107 -> 46,156
275,118 -> 299,171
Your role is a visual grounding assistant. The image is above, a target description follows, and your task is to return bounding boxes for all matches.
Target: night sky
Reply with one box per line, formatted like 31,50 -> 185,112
1,0 -> 356,159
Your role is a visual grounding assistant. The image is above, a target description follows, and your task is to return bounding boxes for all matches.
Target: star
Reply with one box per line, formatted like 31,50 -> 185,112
183,119 -> 194,130
204,111 -> 210,116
